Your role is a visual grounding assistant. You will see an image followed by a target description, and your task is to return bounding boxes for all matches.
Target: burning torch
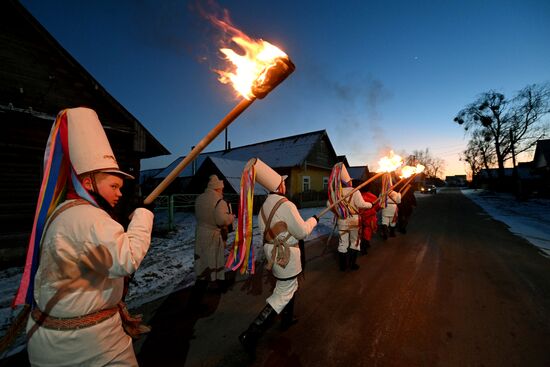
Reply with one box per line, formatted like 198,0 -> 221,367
316,151 -> 403,218
372,164 -> 425,205
144,30 -> 295,204
397,164 -> 425,193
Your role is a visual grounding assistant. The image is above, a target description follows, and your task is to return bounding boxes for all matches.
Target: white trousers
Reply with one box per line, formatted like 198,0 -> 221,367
266,277 -> 298,314
337,227 -> 360,253
381,215 -> 397,227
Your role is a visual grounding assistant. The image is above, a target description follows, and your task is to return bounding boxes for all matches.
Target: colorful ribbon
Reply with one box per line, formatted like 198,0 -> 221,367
327,163 -> 352,219
226,163 -> 256,274
13,110 -> 97,307
379,173 -> 393,209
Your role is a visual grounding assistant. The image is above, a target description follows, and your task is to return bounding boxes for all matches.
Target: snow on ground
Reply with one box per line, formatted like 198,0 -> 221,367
461,188 -> 550,257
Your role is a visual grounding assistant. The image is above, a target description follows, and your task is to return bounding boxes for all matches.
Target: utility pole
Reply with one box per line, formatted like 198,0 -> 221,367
225,127 -> 228,150
510,129 -> 520,197
510,129 -> 517,177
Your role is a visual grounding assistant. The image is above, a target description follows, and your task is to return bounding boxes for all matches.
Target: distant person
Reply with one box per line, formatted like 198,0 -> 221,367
238,158 -> 318,357
327,163 -> 373,271
194,175 -> 235,291
397,185 -> 417,234
19,108 -> 154,366
359,185 -> 379,254
380,188 -> 401,239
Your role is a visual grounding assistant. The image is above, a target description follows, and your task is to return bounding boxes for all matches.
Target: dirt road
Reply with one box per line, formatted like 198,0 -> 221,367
136,188 -> 550,367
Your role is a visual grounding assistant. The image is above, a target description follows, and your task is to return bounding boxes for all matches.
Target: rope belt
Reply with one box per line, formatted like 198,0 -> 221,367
31,306 -> 118,331
266,237 -> 296,270
274,272 -> 301,281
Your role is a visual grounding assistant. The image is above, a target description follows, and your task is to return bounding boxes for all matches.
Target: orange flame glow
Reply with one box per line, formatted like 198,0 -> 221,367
399,164 -> 425,178
215,32 -> 290,100
377,151 -> 403,172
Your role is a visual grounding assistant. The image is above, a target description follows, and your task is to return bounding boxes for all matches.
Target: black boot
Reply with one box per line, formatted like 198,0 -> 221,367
239,304 -> 276,357
349,250 -> 360,270
338,252 -> 347,272
380,225 -> 388,240
360,239 -> 370,255
398,219 -> 408,234
389,226 -> 396,237
280,296 -> 298,331
216,279 -> 228,293
190,279 -> 207,308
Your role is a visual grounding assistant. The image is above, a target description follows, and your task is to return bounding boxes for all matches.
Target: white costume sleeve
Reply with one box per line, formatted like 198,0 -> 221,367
352,190 -> 373,210
91,208 -> 154,277
278,201 -> 317,240
389,191 -> 402,204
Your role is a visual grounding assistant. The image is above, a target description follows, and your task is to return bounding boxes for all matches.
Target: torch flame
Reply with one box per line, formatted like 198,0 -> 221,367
400,166 -> 416,178
399,164 -> 425,178
377,151 -> 403,173
217,34 -> 290,100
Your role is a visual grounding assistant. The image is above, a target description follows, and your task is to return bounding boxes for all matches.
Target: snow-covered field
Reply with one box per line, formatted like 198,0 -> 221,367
461,188 -> 550,256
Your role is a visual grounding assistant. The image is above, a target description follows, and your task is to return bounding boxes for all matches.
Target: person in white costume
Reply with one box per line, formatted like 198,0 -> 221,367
194,174 -> 235,290
239,158 -> 318,357
380,189 -> 401,239
26,108 -> 153,367
328,163 -> 373,271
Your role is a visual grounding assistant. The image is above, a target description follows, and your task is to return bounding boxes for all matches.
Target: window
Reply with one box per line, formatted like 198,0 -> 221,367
302,176 -> 311,191
323,176 -> 329,190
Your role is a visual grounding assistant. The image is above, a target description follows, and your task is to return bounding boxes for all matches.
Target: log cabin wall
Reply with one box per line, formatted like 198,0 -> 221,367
0,1 -> 169,266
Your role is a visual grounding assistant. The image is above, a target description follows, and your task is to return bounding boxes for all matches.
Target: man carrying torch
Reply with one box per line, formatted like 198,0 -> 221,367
379,173 -> 402,240
327,163 -> 373,271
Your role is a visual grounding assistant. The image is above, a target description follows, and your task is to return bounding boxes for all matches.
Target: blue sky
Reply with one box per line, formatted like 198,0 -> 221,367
20,0 -> 550,176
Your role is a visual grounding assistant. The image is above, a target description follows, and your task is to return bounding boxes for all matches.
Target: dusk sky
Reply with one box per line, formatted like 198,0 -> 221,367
20,0 -> 550,176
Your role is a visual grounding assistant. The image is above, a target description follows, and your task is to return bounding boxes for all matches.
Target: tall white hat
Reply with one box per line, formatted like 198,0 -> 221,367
67,107 -> 134,179
245,158 -> 287,192
333,162 -> 351,184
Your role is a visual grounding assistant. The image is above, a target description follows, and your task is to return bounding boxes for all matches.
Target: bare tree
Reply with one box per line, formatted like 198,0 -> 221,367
508,84 -> 550,161
460,129 -> 496,180
454,83 -> 550,179
411,148 -> 446,179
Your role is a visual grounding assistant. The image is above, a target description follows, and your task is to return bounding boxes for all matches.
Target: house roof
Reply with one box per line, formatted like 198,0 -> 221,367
348,166 -> 369,180
207,157 -> 269,195
478,166 -> 536,180
533,139 -> 550,169
139,168 -> 163,184
155,130 -> 332,179
337,155 -> 350,167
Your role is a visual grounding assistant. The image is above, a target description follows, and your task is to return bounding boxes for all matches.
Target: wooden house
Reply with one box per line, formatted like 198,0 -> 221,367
148,130 -> 340,206
0,1 -> 169,265
532,139 -> 550,196
533,139 -> 550,172
348,166 -> 370,181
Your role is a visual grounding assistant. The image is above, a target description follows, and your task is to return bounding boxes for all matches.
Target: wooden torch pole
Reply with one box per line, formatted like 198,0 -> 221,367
316,171 -> 385,218
398,174 -> 417,193
401,184 -> 412,197
372,173 -> 417,206
144,97 -> 256,204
